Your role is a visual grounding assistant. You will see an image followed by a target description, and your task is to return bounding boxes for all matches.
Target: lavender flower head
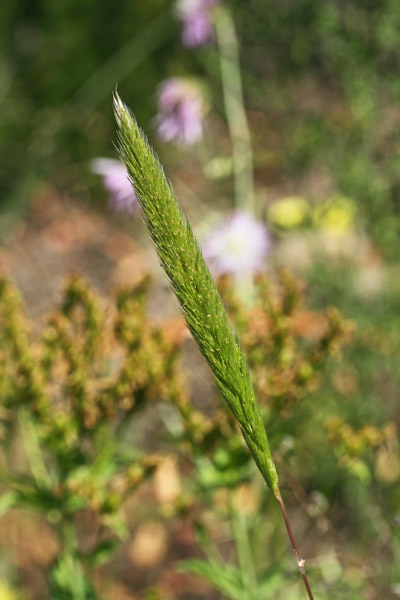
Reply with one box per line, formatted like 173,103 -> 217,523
90,158 -> 137,213
156,78 -> 204,146
176,0 -> 219,47
203,212 -> 271,276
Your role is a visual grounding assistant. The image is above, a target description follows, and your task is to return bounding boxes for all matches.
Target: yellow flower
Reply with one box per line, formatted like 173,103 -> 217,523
0,583 -> 20,600
314,196 -> 357,234
268,196 -> 310,229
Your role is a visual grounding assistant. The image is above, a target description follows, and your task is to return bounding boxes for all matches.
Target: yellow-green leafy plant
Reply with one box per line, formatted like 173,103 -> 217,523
0,275 -> 185,599
220,269 -> 350,417
0,266 -> 351,598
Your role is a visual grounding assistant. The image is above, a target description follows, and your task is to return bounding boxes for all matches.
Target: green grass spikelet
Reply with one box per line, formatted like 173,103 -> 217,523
114,93 -> 279,495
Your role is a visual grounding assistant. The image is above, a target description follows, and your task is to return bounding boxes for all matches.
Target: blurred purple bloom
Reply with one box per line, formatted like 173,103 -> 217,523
177,0 -> 219,47
202,212 -> 271,276
90,158 -> 137,213
156,78 -> 204,146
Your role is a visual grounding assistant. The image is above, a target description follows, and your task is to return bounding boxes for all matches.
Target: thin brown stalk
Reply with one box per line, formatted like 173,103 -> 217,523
275,487 -> 315,600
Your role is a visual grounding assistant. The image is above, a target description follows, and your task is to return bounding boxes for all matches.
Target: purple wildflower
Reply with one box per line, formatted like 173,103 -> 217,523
90,158 -> 137,213
156,78 -> 204,146
202,212 -> 271,276
176,0 -> 219,47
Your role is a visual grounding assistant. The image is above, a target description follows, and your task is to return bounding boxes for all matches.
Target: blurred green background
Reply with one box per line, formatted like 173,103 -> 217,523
2,0 -> 400,254
1,1 -> 400,599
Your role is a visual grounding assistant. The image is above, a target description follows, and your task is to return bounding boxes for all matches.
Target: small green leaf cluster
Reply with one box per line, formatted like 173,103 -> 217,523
0,275 -> 184,597
220,269 -> 351,416
180,557 -> 283,600
0,275 -> 184,449
326,416 -> 398,483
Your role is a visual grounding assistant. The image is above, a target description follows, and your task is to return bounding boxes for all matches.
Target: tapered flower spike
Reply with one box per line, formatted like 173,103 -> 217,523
114,93 -> 315,600
114,91 -> 278,494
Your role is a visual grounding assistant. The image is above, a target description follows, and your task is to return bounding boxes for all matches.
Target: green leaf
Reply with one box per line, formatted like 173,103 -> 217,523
0,476 -> 60,512
0,491 -> 20,515
81,539 -> 120,568
50,552 -> 99,600
179,558 -> 251,600
103,512 -> 130,541
197,456 -> 251,489
257,570 -> 285,597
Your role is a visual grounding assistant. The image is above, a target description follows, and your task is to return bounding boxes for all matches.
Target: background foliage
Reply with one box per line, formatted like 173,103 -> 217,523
1,0 -> 400,599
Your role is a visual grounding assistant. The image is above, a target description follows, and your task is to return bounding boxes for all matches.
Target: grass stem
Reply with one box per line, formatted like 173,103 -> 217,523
214,5 -> 255,214
276,487 -> 315,600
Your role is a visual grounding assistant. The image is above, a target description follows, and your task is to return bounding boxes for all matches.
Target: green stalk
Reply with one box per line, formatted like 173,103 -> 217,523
213,5 -> 255,213
113,94 -> 315,599
19,408 -> 52,487
230,498 -> 258,598
53,520 -> 89,600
